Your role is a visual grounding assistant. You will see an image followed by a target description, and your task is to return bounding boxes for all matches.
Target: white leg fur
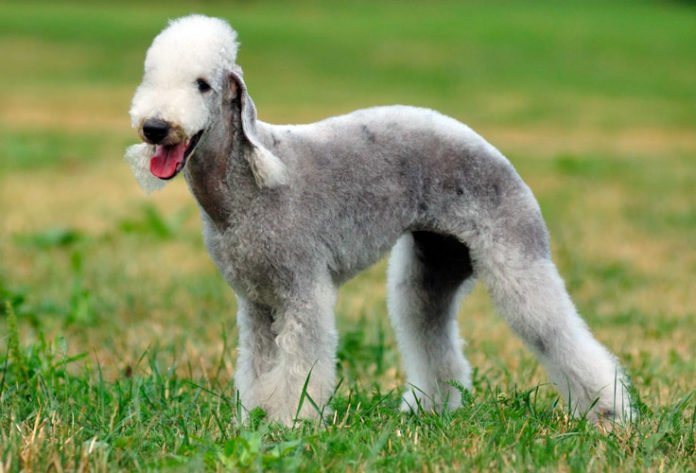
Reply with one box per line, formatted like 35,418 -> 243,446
235,283 -> 338,425
387,234 -> 474,412
234,297 -> 276,418
477,254 -> 635,422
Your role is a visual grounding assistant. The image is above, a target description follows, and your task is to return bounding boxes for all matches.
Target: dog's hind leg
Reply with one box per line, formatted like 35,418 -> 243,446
387,231 -> 475,412
235,279 -> 338,425
470,191 -> 635,422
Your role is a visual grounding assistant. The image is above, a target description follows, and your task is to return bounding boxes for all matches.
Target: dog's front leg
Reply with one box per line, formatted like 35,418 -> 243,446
234,282 -> 338,426
234,297 -> 277,419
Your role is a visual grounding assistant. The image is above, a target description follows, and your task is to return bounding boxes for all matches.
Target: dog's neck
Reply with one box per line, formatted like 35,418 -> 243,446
184,125 -> 259,232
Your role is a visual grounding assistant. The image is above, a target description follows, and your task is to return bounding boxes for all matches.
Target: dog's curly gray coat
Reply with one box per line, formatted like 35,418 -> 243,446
128,15 -> 635,425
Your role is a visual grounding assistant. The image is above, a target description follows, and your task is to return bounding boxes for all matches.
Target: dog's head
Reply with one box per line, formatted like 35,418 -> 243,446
128,15 -> 286,186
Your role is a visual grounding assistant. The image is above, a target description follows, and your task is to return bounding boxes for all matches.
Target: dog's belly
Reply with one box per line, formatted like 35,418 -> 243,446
324,224 -> 407,284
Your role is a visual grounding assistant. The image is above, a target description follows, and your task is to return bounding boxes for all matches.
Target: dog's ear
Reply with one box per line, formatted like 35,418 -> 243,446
227,69 -> 288,188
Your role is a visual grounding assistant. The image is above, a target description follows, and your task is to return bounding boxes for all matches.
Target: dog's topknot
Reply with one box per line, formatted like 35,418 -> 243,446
144,15 -> 239,82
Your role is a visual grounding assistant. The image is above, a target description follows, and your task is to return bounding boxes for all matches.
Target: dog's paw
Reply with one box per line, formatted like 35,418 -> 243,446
400,390 -> 427,414
589,403 -> 638,428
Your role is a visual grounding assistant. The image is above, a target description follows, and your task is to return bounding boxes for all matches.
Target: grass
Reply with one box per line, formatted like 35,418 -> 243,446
1,0 -> 695,471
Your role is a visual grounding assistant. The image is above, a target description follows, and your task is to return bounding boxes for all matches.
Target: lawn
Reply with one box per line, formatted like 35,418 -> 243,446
1,0 -> 694,471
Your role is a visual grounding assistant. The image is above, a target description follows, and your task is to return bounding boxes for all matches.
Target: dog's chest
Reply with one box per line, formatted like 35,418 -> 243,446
201,214 -> 301,304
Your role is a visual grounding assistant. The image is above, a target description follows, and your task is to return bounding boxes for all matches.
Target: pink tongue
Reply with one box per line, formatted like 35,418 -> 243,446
150,143 -> 187,179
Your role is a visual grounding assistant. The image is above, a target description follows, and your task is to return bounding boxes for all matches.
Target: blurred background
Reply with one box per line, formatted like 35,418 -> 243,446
1,0 -> 694,407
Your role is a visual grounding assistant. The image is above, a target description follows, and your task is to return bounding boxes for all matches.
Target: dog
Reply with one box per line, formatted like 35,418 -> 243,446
126,15 -> 635,425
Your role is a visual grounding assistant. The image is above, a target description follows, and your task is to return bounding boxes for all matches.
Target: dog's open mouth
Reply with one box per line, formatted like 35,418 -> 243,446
149,130 -> 204,180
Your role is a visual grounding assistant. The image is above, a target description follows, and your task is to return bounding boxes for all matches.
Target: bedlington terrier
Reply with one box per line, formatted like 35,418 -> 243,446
126,15 -> 635,425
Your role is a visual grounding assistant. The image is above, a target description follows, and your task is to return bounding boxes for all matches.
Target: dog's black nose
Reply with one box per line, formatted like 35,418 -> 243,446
142,118 -> 170,144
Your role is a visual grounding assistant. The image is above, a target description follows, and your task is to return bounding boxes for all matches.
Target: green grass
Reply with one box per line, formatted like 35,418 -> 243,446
2,302 -> 694,472
1,0 -> 695,471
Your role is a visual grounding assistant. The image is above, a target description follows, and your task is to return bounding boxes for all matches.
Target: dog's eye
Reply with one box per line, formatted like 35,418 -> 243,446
196,78 -> 212,93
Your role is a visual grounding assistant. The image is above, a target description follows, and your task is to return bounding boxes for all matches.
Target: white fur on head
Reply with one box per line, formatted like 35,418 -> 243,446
128,15 -> 287,189
128,15 -> 239,136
